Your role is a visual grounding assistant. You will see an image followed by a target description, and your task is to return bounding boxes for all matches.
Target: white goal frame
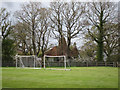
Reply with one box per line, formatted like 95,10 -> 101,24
43,55 -> 70,70
15,55 -> 41,69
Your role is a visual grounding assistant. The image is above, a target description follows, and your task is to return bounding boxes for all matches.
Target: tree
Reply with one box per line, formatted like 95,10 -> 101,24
79,41 -> 97,62
15,2 -> 42,55
49,2 -> 65,42
82,23 -> 118,62
50,2 -> 85,58
118,2 -> 120,62
0,8 -> 13,40
15,3 -> 51,59
2,38 -> 16,61
0,8 -> 16,63
85,2 -> 117,61
36,8 -> 51,58
49,1 -> 68,58
62,2 -> 85,56
103,23 -> 119,61
13,22 -> 32,55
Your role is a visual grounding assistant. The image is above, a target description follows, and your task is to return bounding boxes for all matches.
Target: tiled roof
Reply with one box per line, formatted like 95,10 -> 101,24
45,37 -> 79,58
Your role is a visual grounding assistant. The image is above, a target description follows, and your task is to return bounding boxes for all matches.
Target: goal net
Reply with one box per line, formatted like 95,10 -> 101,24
43,55 -> 71,70
15,55 -> 42,69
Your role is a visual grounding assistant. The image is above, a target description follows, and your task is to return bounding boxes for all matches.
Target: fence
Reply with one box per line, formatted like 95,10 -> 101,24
2,60 -> 120,67
68,61 -> 120,67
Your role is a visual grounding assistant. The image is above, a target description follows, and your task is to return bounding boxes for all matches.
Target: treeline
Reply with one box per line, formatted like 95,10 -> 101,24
0,2 -> 119,62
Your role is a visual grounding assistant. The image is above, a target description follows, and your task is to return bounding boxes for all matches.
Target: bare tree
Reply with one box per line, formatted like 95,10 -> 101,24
13,22 -> 32,55
0,8 -> 13,40
62,2 -> 85,54
36,8 -> 51,58
15,2 -> 42,55
15,2 -> 51,57
49,2 -> 64,41
49,2 -> 85,58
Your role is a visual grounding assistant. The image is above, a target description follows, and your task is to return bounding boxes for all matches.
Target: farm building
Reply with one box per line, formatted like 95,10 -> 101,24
45,37 -> 79,60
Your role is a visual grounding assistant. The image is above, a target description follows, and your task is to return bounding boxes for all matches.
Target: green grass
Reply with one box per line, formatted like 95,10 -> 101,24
2,67 -> 118,88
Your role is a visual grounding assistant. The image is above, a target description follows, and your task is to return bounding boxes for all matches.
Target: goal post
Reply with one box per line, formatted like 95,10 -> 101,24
43,55 -> 70,70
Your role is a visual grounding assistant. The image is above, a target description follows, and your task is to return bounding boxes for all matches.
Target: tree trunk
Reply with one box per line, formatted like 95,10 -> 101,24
97,10 -> 104,61
67,36 -> 71,58
32,30 -> 36,55
107,54 -> 111,61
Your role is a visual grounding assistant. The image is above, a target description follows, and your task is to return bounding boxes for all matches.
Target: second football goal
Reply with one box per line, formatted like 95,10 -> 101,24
43,55 -> 71,70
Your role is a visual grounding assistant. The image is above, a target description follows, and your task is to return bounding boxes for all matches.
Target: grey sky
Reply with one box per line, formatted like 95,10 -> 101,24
0,1 -> 86,48
0,2 -> 50,12
0,2 -> 22,12
1,1 -> 118,48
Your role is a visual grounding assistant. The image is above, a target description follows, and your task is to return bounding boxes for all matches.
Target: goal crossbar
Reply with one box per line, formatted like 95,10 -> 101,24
44,55 -> 66,58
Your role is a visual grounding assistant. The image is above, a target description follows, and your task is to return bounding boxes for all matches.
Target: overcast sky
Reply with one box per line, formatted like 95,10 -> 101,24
0,0 -> 119,49
0,0 -> 119,12
0,1 -> 86,48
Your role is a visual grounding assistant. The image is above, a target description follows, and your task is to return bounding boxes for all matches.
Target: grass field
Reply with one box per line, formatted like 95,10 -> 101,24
2,67 -> 118,88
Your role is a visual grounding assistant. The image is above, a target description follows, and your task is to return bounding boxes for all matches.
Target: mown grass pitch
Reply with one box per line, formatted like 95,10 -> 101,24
2,67 -> 118,88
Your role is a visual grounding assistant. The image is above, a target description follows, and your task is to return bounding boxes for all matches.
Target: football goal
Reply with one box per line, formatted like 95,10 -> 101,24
43,55 -> 71,70
15,55 -> 42,69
